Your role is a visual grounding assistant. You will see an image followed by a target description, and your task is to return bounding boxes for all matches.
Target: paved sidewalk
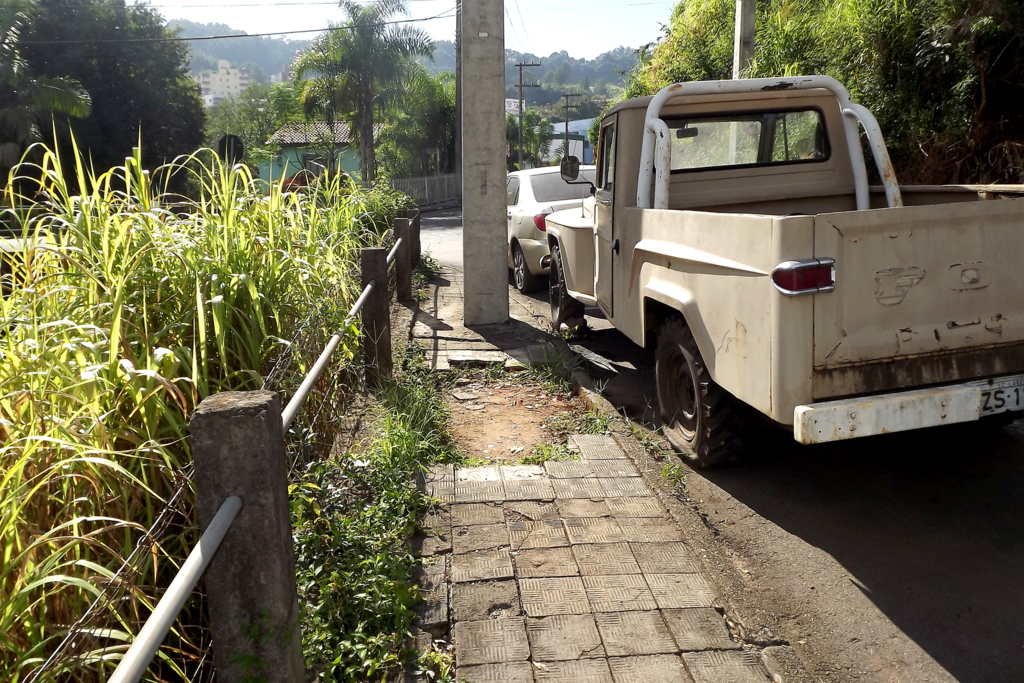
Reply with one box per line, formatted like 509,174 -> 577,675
413,435 -> 772,683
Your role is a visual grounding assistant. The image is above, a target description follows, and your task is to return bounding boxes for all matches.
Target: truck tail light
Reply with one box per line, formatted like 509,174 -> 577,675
772,258 -> 835,295
533,214 -> 547,231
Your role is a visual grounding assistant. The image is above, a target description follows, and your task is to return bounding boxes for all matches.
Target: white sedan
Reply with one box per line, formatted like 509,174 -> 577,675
506,165 -> 596,293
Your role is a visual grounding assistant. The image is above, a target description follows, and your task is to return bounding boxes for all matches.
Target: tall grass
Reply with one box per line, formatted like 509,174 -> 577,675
0,143 -> 410,681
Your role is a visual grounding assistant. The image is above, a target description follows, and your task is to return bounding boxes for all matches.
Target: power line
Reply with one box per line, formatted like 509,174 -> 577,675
510,0 -> 533,54
20,7 -> 456,45
503,6 -> 523,52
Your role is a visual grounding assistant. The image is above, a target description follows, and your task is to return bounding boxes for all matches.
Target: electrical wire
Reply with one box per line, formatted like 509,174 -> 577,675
20,7 -> 456,45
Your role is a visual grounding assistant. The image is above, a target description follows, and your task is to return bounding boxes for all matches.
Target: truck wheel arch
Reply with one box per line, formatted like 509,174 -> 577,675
643,291 -> 718,379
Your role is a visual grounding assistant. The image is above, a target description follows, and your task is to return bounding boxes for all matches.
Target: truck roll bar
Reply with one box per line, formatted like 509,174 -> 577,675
637,76 -> 902,211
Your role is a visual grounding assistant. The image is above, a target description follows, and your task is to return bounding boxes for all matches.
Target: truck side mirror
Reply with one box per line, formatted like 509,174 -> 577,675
560,155 -> 580,182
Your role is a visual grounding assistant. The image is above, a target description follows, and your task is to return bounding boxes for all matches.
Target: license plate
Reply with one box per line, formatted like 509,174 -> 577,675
976,375 -> 1024,416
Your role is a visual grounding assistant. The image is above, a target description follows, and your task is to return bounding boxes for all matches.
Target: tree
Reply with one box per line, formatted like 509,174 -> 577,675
377,66 -> 455,178
0,0 -> 90,176
506,109 -> 551,170
624,0 -> 1024,184
293,0 -> 433,184
206,81 -> 303,166
22,0 -> 205,176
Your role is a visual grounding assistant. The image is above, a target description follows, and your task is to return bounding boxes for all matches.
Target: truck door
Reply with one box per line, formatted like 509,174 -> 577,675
594,117 -> 617,316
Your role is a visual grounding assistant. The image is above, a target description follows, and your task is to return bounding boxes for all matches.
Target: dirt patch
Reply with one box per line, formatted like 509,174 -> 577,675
446,375 -> 579,461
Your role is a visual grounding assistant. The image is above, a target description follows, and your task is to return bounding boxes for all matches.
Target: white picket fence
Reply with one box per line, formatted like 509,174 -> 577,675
390,173 -> 460,205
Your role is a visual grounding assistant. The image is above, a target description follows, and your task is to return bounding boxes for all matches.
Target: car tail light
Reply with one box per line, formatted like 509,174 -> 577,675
533,214 -> 547,231
771,258 -> 835,295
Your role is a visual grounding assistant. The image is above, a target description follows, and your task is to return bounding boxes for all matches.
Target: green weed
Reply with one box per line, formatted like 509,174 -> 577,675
518,443 -> 578,465
661,464 -> 687,493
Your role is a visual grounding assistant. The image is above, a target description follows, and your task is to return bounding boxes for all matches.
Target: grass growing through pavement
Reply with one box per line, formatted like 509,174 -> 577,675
290,352 -> 460,681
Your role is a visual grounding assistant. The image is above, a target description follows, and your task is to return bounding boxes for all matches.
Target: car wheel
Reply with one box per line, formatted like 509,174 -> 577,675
549,242 -> 584,329
511,241 -> 540,293
655,316 -> 744,469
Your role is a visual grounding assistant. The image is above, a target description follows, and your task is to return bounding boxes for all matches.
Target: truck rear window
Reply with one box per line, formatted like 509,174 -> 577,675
664,109 -> 829,172
530,169 -> 596,203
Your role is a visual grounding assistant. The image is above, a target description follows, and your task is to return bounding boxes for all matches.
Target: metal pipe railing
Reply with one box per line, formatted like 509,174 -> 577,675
109,497 -> 242,683
281,280 -> 375,429
386,237 -> 402,265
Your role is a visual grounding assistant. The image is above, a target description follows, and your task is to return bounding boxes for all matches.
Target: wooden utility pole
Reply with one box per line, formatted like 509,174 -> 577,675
733,0 -> 755,78
561,93 -> 581,160
515,61 -> 541,170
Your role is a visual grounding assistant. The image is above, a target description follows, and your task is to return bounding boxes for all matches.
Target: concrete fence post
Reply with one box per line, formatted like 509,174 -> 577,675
395,218 -> 413,302
191,391 -> 304,683
361,247 -> 392,387
406,207 -> 421,262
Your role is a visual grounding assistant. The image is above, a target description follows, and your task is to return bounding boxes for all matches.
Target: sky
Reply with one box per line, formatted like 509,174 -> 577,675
151,0 -> 676,60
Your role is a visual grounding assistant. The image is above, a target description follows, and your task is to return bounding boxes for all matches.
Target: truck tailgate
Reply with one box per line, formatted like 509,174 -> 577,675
813,197 -> 1024,397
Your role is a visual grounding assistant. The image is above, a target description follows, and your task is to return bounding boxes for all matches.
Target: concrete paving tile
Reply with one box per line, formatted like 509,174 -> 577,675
582,575 -> 657,612
597,478 -> 654,497
588,460 -> 641,478
457,466 -> 502,482
514,547 -> 580,578
499,464 -> 546,481
607,654 -> 692,682
415,561 -> 448,631
508,519 -> 568,550
455,480 -> 506,503
594,611 -> 678,657
453,523 -> 510,554
681,651 -> 771,683
418,476 -> 455,502
505,501 -> 561,521
520,577 -> 591,616
606,498 -> 668,519
456,662 -> 535,683
629,543 -> 702,574
526,614 -> 605,661
572,543 -> 641,576
533,659 -> 614,682
617,519 -> 684,543
544,460 -> 595,479
420,505 -> 451,530
552,478 -> 606,499
452,580 -> 521,622
569,435 -> 625,459
645,574 -> 718,609
412,531 -> 451,557
662,608 -> 741,652
452,549 -> 514,583
453,617 -> 530,665
451,503 -> 505,527
504,478 -> 557,501
564,517 -> 626,545
556,498 -> 612,518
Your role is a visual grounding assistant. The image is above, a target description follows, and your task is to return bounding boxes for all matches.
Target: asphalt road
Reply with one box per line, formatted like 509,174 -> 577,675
421,207 -> 1024,682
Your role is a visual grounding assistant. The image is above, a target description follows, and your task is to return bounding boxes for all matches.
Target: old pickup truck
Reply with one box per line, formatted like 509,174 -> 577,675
548,75 -> 1024,467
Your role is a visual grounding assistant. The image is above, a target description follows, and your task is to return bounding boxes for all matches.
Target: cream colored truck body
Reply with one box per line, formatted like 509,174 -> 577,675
545,77 -> 1024,444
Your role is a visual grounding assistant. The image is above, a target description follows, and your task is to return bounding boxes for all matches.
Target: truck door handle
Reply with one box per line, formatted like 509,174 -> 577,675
598,197 -> 611,206
612,238 -> 620,255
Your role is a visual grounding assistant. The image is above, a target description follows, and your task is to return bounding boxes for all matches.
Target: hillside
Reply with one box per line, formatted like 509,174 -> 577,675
167,19 -> 311,81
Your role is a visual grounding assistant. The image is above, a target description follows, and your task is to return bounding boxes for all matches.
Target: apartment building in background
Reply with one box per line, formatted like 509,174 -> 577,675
195,60 -> 249,107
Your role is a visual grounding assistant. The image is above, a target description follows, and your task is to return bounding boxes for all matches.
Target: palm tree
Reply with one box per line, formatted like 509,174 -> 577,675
294,0 -> 433,184
0,0 -> 90,175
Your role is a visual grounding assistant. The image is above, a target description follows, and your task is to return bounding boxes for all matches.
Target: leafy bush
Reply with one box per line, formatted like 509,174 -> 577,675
291,360 -> 458,680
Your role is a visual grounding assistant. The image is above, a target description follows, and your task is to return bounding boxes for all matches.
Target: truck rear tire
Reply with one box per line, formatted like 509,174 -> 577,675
549,243 -> 584,330
656,317 -> 744,469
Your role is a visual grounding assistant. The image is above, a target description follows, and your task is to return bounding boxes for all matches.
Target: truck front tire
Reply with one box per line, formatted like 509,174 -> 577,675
656,317 -> 744,469
549,243 -> 584,330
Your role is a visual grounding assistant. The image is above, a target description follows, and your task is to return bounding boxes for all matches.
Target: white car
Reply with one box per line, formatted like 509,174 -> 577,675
506,165 -> 596,292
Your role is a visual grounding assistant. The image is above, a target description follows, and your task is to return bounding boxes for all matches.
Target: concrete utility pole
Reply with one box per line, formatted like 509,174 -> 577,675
515,61 -> 541,170
561,93 -> 581,160
460,0 -> 508,326
733,0 -> 755,78
454,3 -> 462,183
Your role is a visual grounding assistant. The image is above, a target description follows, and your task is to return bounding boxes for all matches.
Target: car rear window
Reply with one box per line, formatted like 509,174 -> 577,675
529,169 -> 596,202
